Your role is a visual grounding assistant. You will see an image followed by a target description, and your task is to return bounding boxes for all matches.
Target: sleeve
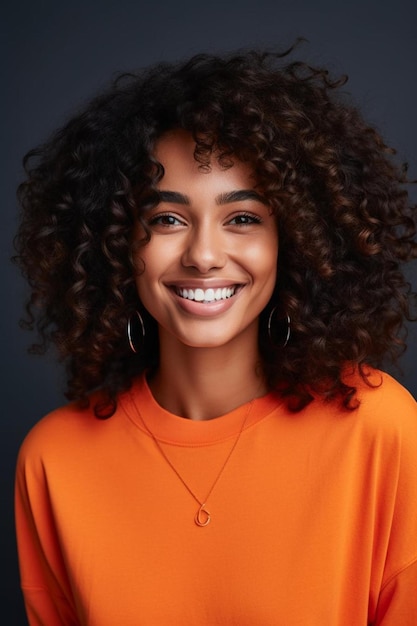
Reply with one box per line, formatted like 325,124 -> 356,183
374,560 -> 417,625
15,434 -> 80,626
372,376 -> 417,625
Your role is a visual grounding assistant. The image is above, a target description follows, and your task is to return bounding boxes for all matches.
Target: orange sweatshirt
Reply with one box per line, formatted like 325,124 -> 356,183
15,369 -> 417,625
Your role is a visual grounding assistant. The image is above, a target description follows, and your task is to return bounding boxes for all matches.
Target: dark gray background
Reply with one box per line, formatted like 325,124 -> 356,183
2,0 -> 416,621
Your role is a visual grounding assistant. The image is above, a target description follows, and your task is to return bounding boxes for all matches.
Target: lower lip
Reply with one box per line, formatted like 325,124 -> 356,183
170,290 -> 241,317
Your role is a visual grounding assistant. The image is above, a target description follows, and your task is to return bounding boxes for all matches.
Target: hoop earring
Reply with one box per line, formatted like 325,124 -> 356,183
127,311 -> 146,354
267,308 -> 291,348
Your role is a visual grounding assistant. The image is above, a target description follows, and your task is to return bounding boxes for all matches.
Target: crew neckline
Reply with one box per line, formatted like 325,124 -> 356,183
121,373 -> 283,446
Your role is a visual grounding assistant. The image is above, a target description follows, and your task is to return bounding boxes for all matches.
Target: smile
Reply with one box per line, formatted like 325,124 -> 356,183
175,286 -> 238,303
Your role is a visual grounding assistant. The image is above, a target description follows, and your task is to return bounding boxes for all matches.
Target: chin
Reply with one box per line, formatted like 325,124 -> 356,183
174,326 -> 254,350
180,337 -> 232,349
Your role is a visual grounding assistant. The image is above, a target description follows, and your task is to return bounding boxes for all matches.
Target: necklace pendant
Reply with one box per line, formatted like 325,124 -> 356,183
195,504 -> 211,527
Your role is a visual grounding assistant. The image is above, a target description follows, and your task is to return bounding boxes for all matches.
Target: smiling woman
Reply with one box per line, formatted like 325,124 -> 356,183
134,129 -> 278,359
13,44 -> 417,625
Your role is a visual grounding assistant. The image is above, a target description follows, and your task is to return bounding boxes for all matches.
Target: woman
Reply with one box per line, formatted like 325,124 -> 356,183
14,44 -> 417,625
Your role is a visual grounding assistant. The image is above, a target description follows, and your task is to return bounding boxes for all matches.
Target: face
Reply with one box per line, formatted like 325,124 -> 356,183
134,130 -> 279,350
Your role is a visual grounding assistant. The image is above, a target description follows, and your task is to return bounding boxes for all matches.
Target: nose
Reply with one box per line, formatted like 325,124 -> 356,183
181,224 -> 226,273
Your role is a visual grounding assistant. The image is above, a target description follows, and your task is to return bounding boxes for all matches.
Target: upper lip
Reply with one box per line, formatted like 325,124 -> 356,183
164,279 -> 245,289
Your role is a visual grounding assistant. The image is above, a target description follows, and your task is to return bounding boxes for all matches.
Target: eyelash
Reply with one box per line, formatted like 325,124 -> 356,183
146,211 -> 263,228
148,213 -> 184,227
228,212 -> 262,225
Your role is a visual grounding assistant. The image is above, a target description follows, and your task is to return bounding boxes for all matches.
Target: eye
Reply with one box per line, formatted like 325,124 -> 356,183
148,213 -> 185,227
227,212 -> 262,226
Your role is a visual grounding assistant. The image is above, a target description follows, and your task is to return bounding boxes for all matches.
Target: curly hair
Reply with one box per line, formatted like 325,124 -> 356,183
13,42 -> 417,417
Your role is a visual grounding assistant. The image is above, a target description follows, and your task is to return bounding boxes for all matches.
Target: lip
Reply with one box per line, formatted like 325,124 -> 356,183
164,279 -> 244,289
167,282 -> 245,317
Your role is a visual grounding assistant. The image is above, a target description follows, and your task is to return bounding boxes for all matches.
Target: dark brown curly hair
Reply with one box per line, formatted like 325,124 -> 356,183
13,42 -> 417,417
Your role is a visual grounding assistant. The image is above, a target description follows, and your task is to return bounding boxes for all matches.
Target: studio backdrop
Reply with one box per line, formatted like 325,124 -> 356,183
2,0 -> 416,621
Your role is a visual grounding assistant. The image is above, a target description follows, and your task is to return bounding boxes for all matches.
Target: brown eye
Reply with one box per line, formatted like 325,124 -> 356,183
228,213 -> 262,225
149,214 -> 183,226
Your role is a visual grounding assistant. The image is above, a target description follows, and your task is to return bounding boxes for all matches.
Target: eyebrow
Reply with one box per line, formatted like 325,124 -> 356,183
156,189 -> 267,205
216,190 -> 267,205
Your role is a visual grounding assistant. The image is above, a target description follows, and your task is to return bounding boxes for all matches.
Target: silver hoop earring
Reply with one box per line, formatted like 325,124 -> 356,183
267,308 -> 291,348
127,311 -> 146,354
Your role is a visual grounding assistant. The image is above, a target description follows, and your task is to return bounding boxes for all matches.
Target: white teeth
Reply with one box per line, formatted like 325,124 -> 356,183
177,286 -> 236,302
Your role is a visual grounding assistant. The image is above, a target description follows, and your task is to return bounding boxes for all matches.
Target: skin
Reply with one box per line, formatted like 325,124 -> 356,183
134,130 -> 279,420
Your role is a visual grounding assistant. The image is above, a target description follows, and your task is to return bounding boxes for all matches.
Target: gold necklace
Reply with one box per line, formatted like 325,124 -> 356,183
135,395 -> 256,527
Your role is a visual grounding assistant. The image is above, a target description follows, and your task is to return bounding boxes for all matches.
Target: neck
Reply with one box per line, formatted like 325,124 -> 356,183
148,329 -> 266,421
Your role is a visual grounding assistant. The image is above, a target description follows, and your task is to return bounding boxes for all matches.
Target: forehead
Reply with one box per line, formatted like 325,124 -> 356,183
154,130 -> 257,190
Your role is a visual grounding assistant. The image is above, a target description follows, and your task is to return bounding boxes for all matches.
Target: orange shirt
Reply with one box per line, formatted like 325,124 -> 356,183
15,369 -> 417,625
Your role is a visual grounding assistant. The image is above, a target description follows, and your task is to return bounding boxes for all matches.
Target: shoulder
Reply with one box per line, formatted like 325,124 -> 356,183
15,377 -> 150,476
352,367 -> 417,419
304,366 -> 417,445
342,366 -> 417,449
16,402 -> 88,471
16,390 -> 128,472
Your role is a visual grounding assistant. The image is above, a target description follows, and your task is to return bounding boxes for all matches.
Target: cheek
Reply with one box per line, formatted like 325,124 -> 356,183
133,242 -> 170,307
132,247 -> 153,303
264,229 -> 279,272
135,274 -> 147,302
132,235 -> 160,279
246,235 -> 279,280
